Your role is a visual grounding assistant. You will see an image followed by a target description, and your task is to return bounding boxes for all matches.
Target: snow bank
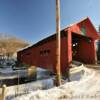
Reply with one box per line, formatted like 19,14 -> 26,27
12,65 -> 100,100
4,78 -> 54,100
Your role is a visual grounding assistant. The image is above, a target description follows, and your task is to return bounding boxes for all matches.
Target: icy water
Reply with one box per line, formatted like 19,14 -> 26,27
0,67 -> 37,87
0,77 -> 36,87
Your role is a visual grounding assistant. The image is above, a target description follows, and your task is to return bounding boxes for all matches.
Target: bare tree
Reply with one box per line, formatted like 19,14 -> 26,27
0,33 -> 29,60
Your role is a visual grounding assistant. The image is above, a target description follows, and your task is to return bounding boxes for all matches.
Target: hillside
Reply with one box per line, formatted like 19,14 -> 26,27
0,34 -> 29,57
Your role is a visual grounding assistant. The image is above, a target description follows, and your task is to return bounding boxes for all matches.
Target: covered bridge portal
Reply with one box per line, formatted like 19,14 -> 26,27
17,18 -> 100,74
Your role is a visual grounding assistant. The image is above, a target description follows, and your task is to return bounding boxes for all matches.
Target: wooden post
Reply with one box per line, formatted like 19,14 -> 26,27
2,84 -> 6,100
55,0 -> 61,86
17,70 -> 19,96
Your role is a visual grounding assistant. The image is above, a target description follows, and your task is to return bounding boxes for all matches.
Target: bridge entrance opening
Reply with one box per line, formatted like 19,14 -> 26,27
72,33 -> 94,63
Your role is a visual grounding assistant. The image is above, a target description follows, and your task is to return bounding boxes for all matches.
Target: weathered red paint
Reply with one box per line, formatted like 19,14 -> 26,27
17,18 -> 100,74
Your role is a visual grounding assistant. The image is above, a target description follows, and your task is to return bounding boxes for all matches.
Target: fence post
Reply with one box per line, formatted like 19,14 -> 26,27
2,84 -> 6,100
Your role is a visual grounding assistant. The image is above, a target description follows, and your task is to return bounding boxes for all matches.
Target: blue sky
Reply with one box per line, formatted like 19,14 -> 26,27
0,0 -> 100,44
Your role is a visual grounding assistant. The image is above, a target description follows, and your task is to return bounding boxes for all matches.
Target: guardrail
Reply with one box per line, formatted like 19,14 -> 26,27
70,64 -> 84,74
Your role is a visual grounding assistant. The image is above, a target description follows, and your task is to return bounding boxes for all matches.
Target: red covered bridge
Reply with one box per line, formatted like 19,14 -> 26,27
17,18 -> 100,74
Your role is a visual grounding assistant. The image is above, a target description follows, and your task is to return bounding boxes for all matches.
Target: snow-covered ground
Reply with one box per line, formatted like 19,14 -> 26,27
5,78 -> 54,100
12,65 -> 100,100
0,66 -> 83,100
37,68 -> 50,79
0,68 -> 55,100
